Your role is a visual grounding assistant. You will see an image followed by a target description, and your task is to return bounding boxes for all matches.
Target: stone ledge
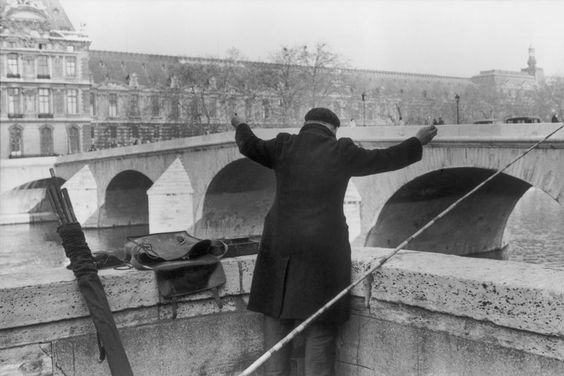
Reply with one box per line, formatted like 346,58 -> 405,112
0,256 -> 254,330
2,249 -> 563,347
340,300 -> 564,375
347,296 -> 564,361
0,296 -> 247,349
352,247 -> 564,338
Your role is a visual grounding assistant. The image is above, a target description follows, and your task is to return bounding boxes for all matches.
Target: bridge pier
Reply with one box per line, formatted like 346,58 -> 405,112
147,158 -> 195,233
63,165 -> 98,226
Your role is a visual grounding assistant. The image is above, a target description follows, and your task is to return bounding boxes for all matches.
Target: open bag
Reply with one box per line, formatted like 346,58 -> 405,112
125,231 -> 228,317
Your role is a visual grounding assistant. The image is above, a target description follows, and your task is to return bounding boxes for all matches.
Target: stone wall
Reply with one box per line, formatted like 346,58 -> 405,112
1,248 -> 563,375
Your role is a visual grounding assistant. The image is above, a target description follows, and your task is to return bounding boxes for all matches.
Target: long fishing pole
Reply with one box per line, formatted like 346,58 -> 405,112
239,122 -> 564,376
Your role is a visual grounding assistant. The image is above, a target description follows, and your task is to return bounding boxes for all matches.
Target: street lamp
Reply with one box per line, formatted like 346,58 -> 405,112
361,92 -> 366,126
455,94 -> 460,124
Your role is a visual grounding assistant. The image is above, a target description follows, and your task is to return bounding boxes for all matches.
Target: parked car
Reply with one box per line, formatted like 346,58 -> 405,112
504,116 -> 541,124
473,119 -> 497,124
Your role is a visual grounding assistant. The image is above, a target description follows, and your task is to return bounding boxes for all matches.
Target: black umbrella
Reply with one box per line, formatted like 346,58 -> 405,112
47,169 -> 133,376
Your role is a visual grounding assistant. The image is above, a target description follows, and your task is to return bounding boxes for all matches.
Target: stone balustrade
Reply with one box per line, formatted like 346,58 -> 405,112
1,248 -> 563,375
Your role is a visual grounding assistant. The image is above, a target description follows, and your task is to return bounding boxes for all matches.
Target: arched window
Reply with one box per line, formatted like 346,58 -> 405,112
68,126 -> 80,154
40,126 -> 54,155
9,125 -> 23,157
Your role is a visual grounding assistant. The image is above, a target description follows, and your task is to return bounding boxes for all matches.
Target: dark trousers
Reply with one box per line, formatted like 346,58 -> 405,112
263,315 -> 337,376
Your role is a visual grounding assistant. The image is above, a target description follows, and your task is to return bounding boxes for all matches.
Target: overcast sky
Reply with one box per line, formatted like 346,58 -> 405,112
60,0 -> 564,78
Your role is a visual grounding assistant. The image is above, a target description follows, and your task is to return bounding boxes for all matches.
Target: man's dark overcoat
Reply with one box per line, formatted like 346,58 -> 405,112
235,122 -> 422,324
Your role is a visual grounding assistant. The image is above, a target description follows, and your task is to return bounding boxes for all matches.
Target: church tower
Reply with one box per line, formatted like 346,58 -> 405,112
526,46 -> 537,76
521,45 -> 544,82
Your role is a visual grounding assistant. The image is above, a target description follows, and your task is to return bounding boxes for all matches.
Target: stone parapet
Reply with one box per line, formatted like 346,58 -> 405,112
54,123 -> 564,166
351,248 -> 564,359
1,249 -> 563,375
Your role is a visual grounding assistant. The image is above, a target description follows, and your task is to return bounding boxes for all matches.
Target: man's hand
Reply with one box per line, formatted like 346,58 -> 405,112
415,125 -> 438,145
231,114 -> 242,129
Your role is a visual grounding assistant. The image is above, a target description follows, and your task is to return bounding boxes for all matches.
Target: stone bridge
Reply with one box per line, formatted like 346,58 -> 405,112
54,123 -> 564,258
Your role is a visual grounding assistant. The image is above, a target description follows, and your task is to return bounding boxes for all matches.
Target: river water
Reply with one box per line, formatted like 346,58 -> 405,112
0,188 -> 562,276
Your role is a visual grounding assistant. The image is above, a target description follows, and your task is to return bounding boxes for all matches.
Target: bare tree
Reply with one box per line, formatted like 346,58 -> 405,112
298,43 -> 345,107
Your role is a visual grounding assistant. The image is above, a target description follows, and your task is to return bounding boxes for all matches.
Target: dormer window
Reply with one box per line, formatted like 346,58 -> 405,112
170,75 -> 178,89
126,73 -> 139,87
129,72 -> 139,87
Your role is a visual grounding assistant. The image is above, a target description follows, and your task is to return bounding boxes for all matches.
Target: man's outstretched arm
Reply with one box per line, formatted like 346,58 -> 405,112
231,114 -> 278,169
341,125 -> 437,176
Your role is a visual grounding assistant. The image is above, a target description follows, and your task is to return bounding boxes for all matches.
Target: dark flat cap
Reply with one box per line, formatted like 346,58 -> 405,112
304,107 -> 340,128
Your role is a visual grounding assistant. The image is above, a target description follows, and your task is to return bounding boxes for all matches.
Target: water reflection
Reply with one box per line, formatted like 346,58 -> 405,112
0,223 -> 148,276
503,188 -> 564,270
0,188 -> 562,275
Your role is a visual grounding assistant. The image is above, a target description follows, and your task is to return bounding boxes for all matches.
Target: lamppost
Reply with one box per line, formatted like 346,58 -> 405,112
361,92 -> 366,126
455,94 -> 460,124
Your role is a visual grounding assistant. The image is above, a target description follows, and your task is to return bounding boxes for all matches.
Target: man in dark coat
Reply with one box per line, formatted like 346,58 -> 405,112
232,108 -> 437,376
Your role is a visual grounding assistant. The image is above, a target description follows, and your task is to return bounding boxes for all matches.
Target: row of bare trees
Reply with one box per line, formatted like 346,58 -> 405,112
152,44 -> 564,128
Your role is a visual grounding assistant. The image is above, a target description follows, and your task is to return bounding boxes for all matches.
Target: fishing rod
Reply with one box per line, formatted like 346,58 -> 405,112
239,122 -> 564,376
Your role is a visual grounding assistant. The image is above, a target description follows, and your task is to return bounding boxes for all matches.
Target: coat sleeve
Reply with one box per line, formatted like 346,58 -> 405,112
235,123 -> 279,169
339,137 -> 423,177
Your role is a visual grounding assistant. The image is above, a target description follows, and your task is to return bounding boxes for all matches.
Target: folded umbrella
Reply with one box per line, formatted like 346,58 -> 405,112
48,169 -> 133,376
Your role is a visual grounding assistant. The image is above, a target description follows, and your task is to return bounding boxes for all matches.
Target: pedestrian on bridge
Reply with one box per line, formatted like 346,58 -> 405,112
231,108 -> 437,376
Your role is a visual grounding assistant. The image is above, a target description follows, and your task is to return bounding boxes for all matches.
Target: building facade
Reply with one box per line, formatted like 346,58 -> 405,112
0,0 -> 549,159
0,0 -> 92,159
471,47 -> 545,95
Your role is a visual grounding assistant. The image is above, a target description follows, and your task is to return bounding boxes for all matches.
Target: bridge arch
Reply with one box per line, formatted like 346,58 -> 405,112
0,177 -> 66,216
365,168 -> 533,258
192,157 -> 363,241
193,158 -> 275,239
100,170 -> 153,227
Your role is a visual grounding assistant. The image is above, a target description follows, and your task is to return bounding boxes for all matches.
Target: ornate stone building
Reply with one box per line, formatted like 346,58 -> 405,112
1,0 -> 549,158
0,0 -> 91,159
